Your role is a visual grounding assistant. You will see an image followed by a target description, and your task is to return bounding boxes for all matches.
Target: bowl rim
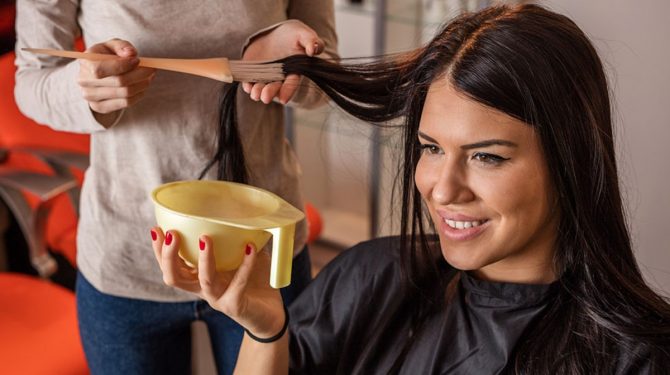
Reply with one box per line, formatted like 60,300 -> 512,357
150,180 -> 305,230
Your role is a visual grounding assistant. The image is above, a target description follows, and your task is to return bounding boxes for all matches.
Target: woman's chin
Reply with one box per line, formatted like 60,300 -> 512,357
440,248 -> 486,271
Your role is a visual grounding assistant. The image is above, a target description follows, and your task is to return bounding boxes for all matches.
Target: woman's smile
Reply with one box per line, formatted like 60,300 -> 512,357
436,209 -> 490,241
415,80 -> 559,284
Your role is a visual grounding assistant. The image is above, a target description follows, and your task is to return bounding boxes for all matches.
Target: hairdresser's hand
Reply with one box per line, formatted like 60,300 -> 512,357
151,228 -> 286,338
242,20 -> 325,104
78,39 -> 156,126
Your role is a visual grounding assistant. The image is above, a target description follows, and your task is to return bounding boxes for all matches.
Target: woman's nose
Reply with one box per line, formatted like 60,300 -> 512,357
431,163 -> 475,205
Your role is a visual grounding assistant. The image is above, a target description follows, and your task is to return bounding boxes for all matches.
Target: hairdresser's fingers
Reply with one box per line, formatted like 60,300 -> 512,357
78,67 -> 155,88
80,39 -> 139,80
242,82 -> 253,94
278,74 -> 301,104
260,82 -> 282,104
249,82 -> 266,102
87,89 -> 149,114
288,21 -> 325,57
80,78 -> 152,102
302,37 -> 325,57
88,38 -> 137,58
78,57 -> 140,81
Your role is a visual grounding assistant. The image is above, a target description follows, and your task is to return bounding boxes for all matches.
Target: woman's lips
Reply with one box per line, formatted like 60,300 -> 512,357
436,210 -> 489,241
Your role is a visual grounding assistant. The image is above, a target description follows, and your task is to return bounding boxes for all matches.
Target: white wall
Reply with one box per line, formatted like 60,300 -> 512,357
545,0 -> 670,294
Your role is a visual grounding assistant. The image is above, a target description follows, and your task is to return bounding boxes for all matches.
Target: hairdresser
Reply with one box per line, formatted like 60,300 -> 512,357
13,1 -> 338,374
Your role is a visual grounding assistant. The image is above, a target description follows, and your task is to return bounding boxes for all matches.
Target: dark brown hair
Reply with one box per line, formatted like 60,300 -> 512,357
204,4 -> 670,373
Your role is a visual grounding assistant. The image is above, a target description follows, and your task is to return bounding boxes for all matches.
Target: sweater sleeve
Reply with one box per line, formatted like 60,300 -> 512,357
13,0 -> 114,133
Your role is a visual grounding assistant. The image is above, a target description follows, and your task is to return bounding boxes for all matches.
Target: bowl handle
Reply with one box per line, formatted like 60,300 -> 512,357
265,224 -> 296,288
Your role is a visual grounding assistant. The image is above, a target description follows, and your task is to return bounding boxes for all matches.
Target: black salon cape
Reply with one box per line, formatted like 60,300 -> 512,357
287,237 -> 655,375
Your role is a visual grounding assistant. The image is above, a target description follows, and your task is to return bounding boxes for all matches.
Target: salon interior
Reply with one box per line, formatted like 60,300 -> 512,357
0,0 -> 668,374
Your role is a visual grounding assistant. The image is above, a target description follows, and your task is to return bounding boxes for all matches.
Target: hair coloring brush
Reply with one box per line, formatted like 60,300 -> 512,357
22,48 -> 285,83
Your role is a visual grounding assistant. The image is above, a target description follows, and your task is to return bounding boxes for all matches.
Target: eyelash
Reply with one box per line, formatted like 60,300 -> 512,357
418,143 -> 440,155
418,144 -> 510,165
471,152 -> 510,165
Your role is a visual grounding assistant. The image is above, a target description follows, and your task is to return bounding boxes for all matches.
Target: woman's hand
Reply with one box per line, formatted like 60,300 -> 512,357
150,228 -> 286,338
78,39 -> 156,125
241,20 -> 325,104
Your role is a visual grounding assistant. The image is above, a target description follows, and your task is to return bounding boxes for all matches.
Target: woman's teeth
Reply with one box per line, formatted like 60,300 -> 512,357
445,219 -> 484,229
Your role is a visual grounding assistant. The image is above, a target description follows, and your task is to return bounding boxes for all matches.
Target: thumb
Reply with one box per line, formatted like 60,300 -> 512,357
104,38 -> 138,58
296,30 -> 324,57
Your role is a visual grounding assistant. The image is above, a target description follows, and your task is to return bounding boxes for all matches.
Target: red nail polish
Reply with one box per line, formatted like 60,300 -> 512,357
150,229 -> 157,241
199,239 -> 205,251
165,232 -> 173,246
245,244 -> 252,255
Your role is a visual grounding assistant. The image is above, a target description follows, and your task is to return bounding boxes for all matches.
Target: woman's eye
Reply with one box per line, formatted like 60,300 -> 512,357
472,152 -> 509,165
419,144 -> 441,155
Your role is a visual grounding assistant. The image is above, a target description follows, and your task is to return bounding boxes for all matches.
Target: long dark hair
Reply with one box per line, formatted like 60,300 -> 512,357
205,4 -> 670,373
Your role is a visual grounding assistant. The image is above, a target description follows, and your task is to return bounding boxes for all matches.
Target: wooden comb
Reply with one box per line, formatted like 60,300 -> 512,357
22,48 -> 285,83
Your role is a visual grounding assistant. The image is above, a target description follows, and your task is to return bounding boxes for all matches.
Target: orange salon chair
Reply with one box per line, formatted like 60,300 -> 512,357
0,273 -> 88,375
0,50 -> 89,272
0,41 -> 89,374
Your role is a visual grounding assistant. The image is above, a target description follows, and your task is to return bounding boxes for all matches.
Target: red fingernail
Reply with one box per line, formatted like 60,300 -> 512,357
150,229 -> 157,241
245,244 -> 252,255
199,239 -> 205,251
165,232 -> 173,246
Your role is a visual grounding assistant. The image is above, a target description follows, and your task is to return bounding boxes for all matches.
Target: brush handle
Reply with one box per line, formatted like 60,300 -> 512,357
22,48 -> 233,82
139,57 -> 232,83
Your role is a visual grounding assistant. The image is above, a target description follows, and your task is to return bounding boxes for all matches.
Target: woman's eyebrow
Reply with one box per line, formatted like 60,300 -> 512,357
461,139 -> 518,150
418,131 -> 517,149
417,131 -> 439,144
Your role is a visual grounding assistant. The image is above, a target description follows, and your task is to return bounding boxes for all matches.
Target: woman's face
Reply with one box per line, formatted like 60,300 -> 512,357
415,80 -> 559,284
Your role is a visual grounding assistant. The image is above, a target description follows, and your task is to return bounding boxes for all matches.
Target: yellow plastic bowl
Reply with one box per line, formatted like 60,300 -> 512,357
151,180 -> 304,288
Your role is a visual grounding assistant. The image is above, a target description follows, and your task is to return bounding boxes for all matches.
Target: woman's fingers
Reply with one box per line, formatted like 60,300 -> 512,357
160,230 -> 182,286
218,243 -> 258,317
150,226 -> 165,264
160,230 -> 201,293
197,235 -> 224,301
231,244 -> 257,291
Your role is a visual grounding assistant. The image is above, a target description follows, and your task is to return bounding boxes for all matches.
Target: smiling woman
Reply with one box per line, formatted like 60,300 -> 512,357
153,4 -> 670,374
415,81 -> 559,285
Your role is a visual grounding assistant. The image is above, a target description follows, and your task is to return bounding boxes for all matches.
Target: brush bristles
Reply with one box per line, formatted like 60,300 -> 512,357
229,61 -> 285,82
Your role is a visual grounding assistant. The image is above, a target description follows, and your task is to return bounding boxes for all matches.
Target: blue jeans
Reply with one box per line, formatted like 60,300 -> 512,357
76,247 -> 312,375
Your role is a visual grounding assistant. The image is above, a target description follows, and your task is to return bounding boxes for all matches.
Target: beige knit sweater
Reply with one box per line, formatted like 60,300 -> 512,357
14,0 -> 338,301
